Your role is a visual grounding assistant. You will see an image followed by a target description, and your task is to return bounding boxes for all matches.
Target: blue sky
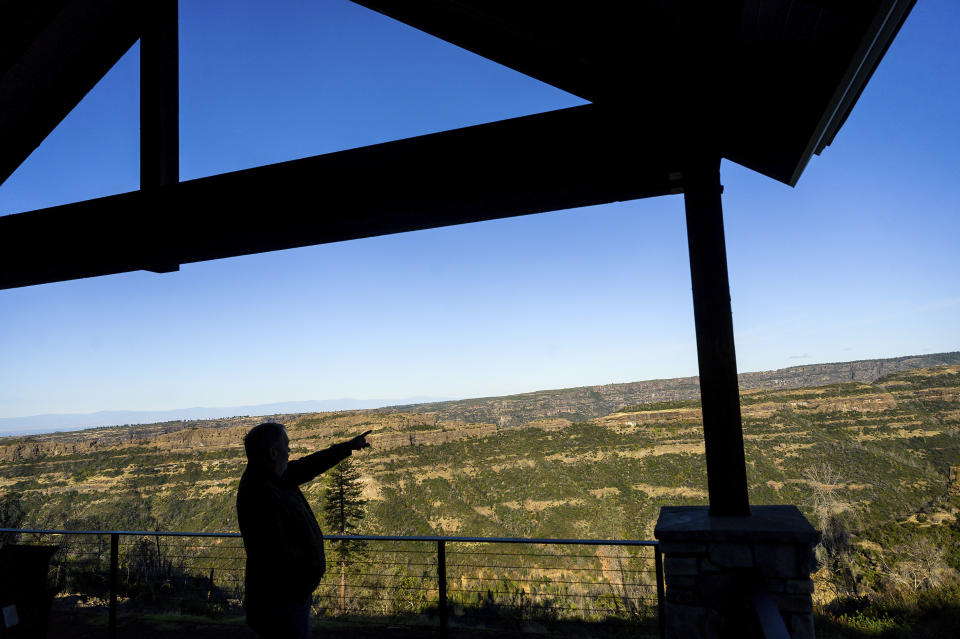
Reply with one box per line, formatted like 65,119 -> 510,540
0,0 -> 957,421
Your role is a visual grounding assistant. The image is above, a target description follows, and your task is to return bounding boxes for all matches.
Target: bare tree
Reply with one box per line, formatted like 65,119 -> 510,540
880,538 -> 955,595
804,463 -> 862,600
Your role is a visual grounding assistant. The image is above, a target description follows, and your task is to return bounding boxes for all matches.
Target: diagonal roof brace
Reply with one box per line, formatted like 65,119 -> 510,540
0,0 -> 141,187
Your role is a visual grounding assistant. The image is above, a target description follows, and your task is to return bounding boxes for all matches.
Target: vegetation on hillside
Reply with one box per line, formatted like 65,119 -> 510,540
0,364 -> 958,635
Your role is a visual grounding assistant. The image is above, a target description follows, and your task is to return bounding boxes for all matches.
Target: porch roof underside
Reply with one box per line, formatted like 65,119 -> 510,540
0,0 -> 914,289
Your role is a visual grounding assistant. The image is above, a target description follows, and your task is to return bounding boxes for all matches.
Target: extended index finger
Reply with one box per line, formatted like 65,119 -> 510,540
360,429 -> 373,438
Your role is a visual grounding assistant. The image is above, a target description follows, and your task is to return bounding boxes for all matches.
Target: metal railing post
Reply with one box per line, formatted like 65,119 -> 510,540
437,539 -> 448,634
109,532 -> 119,639
0,528 -> 665,633
655,543 -> 665,639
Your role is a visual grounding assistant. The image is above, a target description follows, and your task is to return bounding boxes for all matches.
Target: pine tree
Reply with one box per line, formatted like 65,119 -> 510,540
322,457 -> 367,612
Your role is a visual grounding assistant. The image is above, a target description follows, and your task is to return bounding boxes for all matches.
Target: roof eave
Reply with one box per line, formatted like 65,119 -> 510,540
786,0 -> 916,187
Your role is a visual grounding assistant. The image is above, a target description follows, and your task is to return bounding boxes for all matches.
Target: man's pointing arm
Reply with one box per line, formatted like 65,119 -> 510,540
283,430 -> 372,485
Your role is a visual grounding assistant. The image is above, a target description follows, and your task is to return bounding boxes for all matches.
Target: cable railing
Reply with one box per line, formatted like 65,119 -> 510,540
0,528 -> 665,638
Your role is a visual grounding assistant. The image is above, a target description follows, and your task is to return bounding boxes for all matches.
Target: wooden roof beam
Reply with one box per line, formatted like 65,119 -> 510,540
0,104 -> 686,290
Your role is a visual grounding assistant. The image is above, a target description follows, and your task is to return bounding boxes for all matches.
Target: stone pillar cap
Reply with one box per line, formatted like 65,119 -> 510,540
654,505 -> 819,543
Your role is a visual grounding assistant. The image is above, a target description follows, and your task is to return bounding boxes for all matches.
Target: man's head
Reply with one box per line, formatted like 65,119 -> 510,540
243,422 -> 290,477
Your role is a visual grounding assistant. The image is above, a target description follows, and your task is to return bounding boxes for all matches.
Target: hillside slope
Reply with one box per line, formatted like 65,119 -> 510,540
2,351 -> 957,462
0,364 -> 956,547
384,352 -> 960,426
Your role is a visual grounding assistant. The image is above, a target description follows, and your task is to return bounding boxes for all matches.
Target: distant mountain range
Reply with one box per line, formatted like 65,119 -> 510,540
1,351 -> 957,437
0,397 -> 451,436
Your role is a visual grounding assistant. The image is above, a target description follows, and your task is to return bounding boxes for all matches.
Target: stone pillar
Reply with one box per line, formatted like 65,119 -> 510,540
654,505 -> 819,639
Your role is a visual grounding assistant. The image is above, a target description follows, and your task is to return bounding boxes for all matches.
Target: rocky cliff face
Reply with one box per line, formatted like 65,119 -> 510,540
737,353 -> 960,389
1,352 -> 956,461
0,415 -> 296,462
392,352 -> 960,426
0,439 -> 98,462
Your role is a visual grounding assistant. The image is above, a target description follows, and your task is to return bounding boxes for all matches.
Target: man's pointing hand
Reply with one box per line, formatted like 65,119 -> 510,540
347,430 -> 372,451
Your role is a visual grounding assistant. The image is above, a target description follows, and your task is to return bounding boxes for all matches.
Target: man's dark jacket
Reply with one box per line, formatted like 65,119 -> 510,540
237,443 -> 352,611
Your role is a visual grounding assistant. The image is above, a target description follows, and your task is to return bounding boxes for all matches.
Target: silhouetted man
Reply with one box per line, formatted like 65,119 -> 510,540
237,422 -> 371,639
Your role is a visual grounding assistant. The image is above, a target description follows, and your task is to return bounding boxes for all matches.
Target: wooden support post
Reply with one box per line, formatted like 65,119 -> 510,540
683,157 -> 750,516
139,1 -> 180,274
140,0 -> 179,190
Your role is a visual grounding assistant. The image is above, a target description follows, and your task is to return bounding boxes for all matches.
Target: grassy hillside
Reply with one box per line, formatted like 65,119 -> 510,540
0,366 -> 955,541
1,364 -> 958,635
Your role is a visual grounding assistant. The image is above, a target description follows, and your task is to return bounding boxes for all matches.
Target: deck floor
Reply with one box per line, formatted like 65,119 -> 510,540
46,608 -> 655,638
